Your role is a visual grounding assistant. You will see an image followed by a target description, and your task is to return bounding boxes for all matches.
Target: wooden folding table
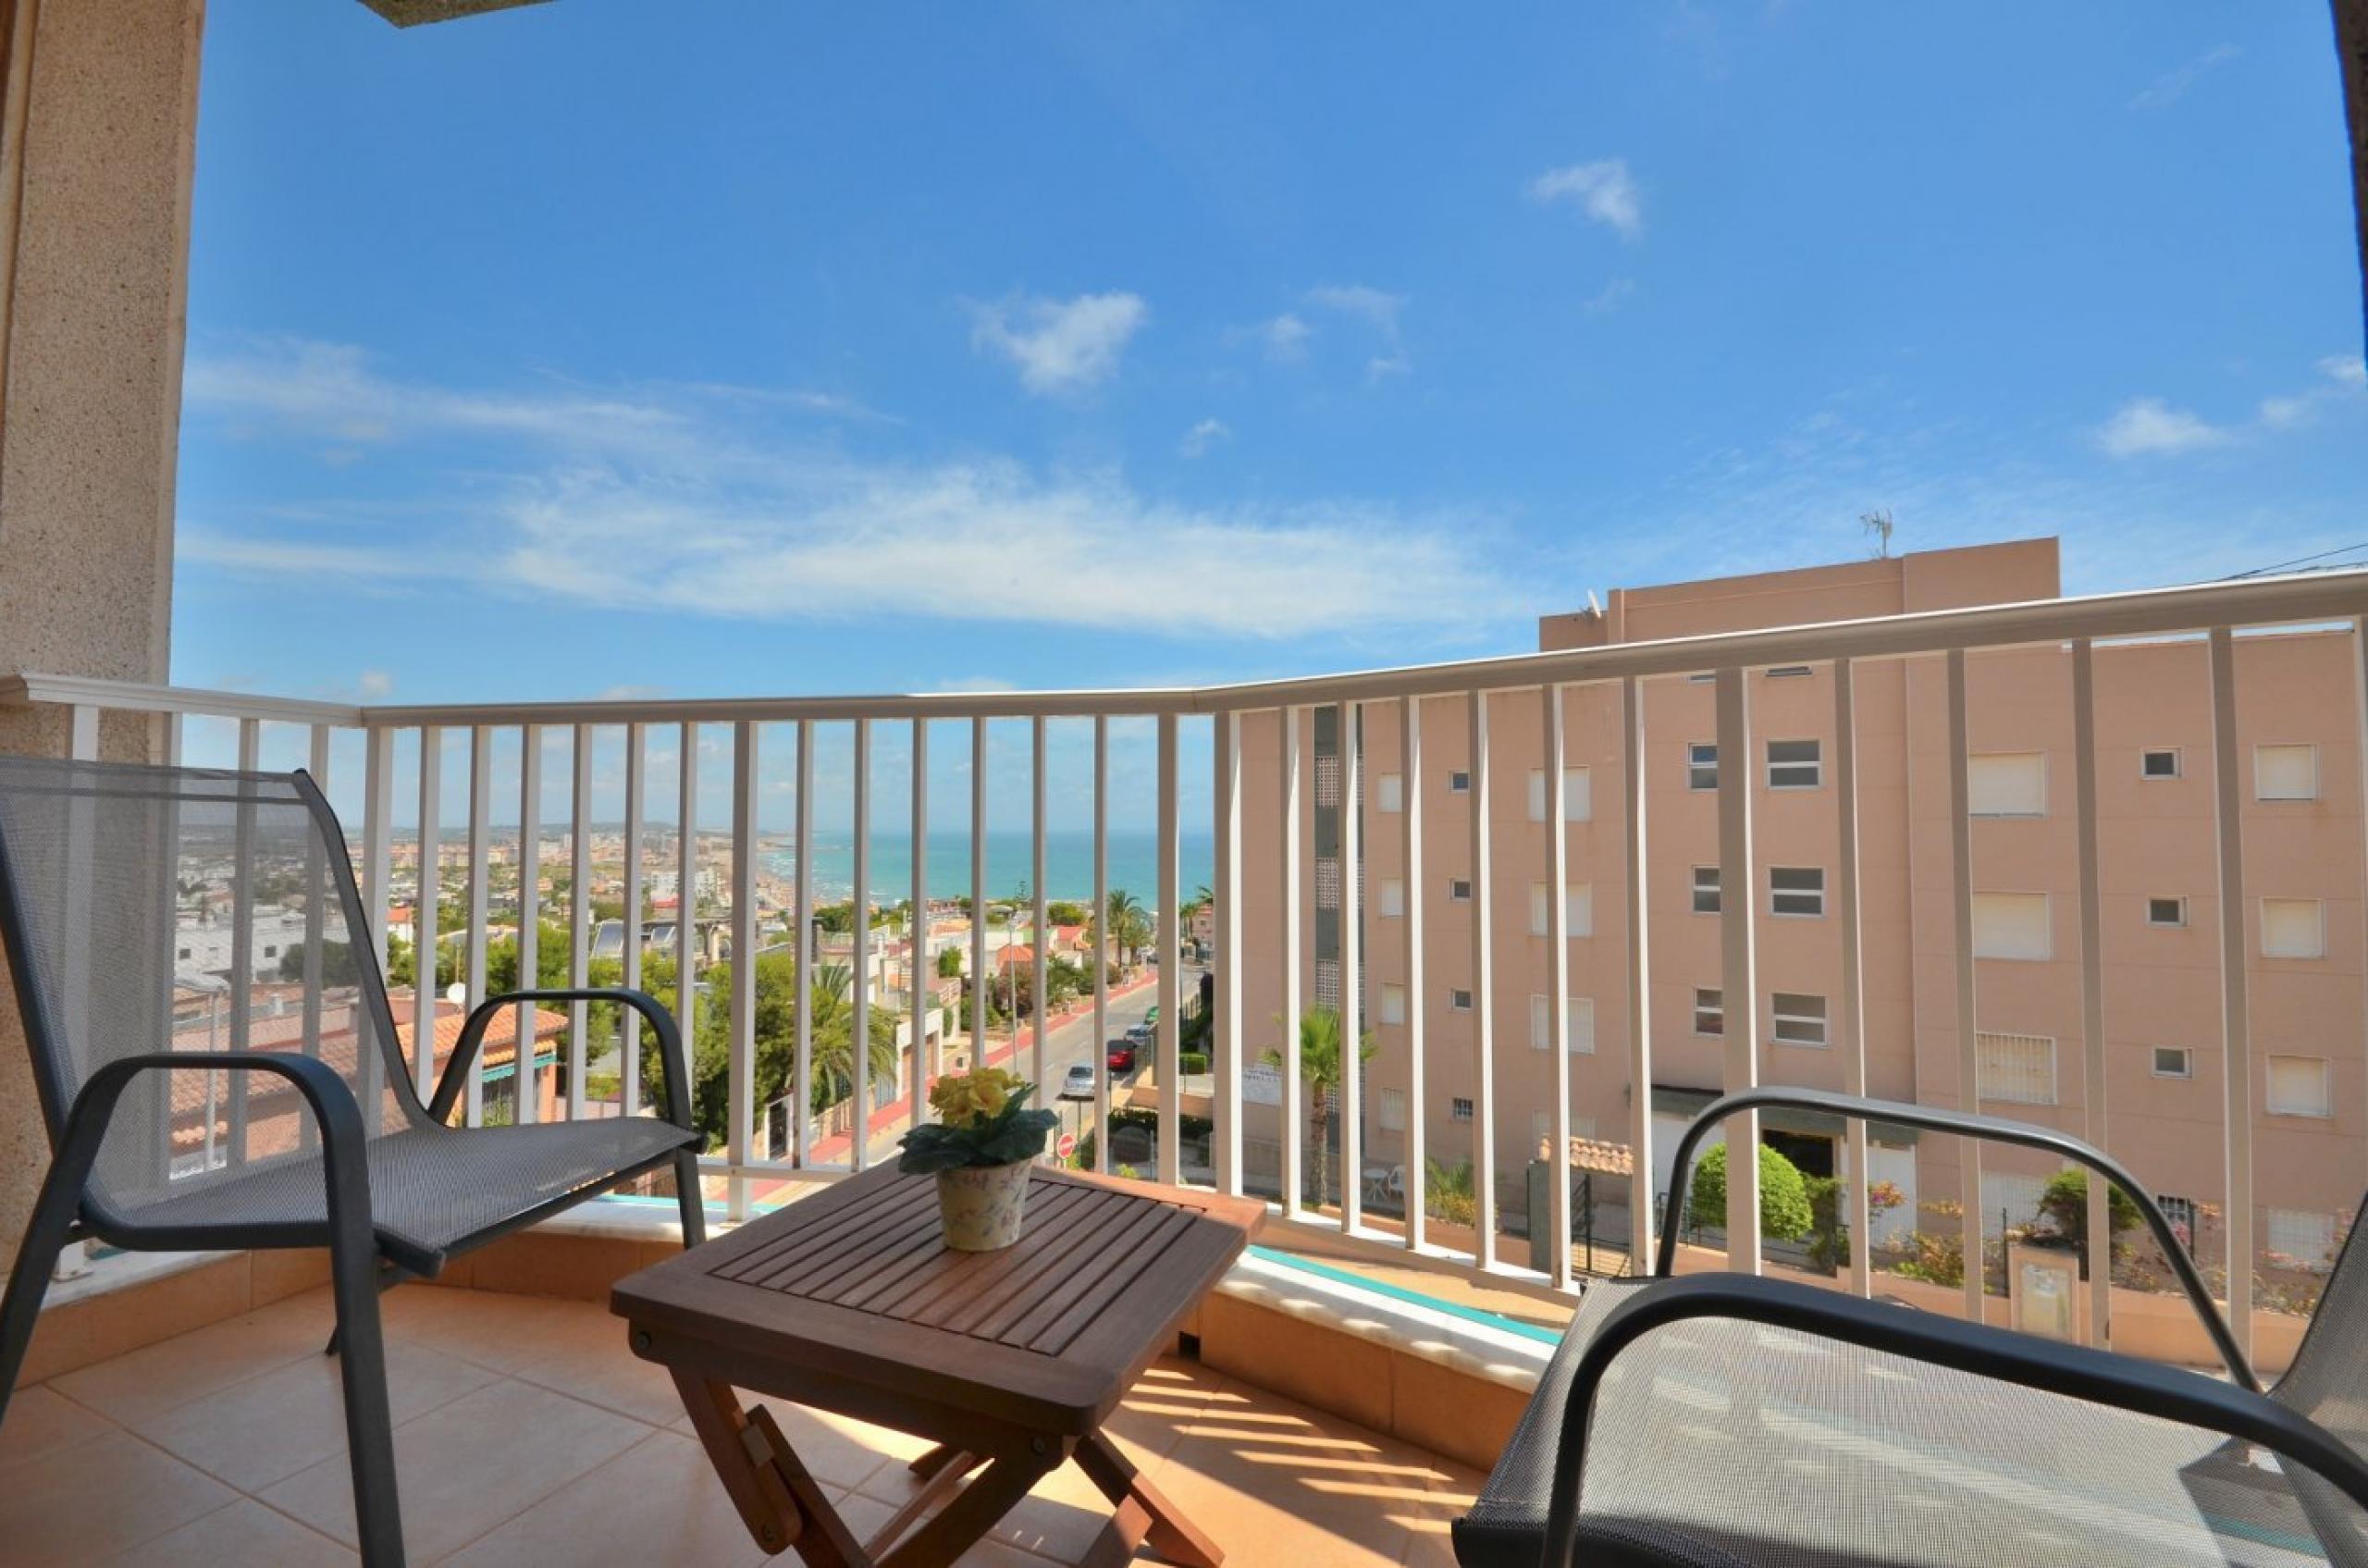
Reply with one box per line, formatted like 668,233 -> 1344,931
611,1162 -> 1262,1567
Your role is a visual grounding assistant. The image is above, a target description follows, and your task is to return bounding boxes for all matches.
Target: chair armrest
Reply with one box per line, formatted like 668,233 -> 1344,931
1540,1272 -> 2367,1568
1655,1084 -> 2255,1389
430,988 -> 693,1133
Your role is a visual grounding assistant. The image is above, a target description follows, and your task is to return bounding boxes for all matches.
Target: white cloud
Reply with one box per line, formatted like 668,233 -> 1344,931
968,291 -> 1147,394
1178,417 -> 1231,458
1240,313 -> 1311,363
1528,158 -> 1643,241
2321,354 -> 2368,389
2129,44 -> 2240,111
355,669 -> 395,698
1305,286 -> 1410,378
179,339 -> 1518,640
1584,277 -> 1636,315
2096,397 -> 2231,458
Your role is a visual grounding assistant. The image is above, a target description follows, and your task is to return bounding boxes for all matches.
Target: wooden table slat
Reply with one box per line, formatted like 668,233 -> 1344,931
896,1181 -> 1126,1334
1007,1208 -> 1201,1354
833,1182 -> 1097,1316
962,1197 -> 1183,1345
874,1181 -> 1105,1326
723,1176 -> 940,1288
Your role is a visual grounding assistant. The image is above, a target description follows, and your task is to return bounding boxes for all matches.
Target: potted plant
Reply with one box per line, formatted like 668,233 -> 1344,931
897,1066 -> 1058,1252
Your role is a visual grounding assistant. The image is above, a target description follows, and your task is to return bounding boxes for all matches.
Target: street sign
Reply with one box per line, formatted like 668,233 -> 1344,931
1056,1132 -> 1078,1162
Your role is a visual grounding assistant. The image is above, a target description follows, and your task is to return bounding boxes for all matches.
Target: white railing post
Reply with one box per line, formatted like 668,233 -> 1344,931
464,727 -> 492,1126
1092,715 -> 1110,1174
568,724 -> 592,1122
910,717 -> 929,1133
850,718 -> 871,1171
1713,667 -> 1760,1273
1157,711 -> 1182,1183
676,722 -> 700,1153
2209,627 -> 2254,1361
515,725 -> 541,1127
622,722 -> 645,1118
1400,693 -> 1425,1252
229,718 -> 265,1161
1215,710 -> 1242,1193
1834,662 -> 1870,1300
2072,640 -> 2109,1346
1946,650 -> 1980,1318
794,720 -> 815,1165
1280,706 -> 1303,1216
971,718 -> 988,1059
298,722 -> 328,1155
1543,685 -> 1572,1287
1468,691 -> 1497,1268
415,726 -> 442,1105
1622,677 -> 1654,1266
1031,717 -> 1049,1095
729,721 -> 758,1216
1338,700 -> 1362,1229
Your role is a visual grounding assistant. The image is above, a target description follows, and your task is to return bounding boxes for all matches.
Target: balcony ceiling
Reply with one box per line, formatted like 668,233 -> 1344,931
355,0 -> 553,26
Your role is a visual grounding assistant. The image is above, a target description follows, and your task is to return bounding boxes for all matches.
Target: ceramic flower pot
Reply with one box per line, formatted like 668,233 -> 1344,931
935,1159 -> 1032,1252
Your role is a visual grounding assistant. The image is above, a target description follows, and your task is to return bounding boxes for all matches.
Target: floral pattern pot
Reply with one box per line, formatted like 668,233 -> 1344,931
935,1159 -> 1032,1252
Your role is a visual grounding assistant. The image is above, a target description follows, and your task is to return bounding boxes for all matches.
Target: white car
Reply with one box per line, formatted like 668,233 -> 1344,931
1060,1062 -> 1096,1099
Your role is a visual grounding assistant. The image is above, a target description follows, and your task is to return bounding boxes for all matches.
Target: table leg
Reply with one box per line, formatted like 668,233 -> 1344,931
874,1450 -> 1054,1568
670,1370 -> 870,1567
1074,1429 -> 1222,1568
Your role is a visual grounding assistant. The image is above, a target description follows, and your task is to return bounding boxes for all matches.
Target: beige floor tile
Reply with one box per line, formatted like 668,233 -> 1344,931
441,1429 -> 771,1568
131,1337 -> 500,1491
376,1281 -> 594,1370
258,1378 -> 651,1562
0,1382 -> 116,1472
0,1428 -> 239,1566
49,1288 -> 332,1425
501,1299 -> 685,1425
100,1498 -> 357,1568
676,1390 -> 932,1492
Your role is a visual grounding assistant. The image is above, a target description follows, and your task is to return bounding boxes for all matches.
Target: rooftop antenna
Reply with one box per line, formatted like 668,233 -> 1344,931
1861,508 -> 1894,560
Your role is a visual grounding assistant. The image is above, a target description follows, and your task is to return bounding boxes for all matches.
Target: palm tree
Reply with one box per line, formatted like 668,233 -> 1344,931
805,962 -> 897,1111
1098,889 -> 1153,969
1261,1006 -> 1376,1212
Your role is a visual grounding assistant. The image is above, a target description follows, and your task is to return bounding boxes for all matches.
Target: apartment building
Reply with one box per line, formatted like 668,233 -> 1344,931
1230,537 -> 2365,1279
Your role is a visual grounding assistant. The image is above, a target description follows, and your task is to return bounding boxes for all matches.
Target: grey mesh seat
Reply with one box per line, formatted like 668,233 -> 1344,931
0,758 -> 706,1568
1458,1088 -> 2368,1568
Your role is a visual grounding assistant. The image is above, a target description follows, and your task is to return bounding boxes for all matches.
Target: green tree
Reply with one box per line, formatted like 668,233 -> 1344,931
936,945 -> 963,979
1046,900 -> 1091,928
1426,1159 -> 1477,1228
2034,1168 -> 2144,1276
638,953 -> 897,1150
1686,1142 -> 1814,1241
1097,889 -> 1153,968
1260,1006 -> 1376,1212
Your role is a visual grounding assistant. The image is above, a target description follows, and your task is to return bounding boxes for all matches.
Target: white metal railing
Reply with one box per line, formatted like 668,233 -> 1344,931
10,564 -> 2368,1352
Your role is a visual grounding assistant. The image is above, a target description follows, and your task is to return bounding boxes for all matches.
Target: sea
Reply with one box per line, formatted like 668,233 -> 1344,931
763,830 -> 1215,907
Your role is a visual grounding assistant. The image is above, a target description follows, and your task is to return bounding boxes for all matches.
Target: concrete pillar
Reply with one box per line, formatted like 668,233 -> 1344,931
0,0 -> 204,1269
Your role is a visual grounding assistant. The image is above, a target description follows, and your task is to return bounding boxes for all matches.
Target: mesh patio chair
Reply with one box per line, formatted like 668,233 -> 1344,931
0,758 -> 706,1568
1456,1087 -> 2368,1568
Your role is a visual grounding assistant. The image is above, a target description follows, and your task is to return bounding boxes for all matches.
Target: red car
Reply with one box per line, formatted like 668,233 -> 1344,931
1105,1043 -> 1136,1074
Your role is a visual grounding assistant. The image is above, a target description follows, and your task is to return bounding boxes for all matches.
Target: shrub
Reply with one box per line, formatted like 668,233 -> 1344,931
1425,1159 -> 1477,1228
1178,1051 -> 1210,1075
2033,1168 -> 2143,1273
1686,1142 -> 1814,1241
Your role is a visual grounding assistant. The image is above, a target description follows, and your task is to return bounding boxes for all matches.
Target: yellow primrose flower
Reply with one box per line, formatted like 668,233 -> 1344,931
929,1066 -> 1025,1127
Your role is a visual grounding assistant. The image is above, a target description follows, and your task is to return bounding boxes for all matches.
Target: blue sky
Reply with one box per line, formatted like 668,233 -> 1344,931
171,3 -> 2367,830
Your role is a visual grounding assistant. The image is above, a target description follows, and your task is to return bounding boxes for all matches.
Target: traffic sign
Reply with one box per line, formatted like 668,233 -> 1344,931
1055,1132 -> 1078,1162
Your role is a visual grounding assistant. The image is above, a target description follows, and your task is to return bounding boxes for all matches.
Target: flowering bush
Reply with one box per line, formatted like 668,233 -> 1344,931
896,1067 -> 1057,1174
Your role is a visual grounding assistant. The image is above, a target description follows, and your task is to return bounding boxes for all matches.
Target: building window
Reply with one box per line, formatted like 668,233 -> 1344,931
1380,1088 -> 1407,1131
1968,752 -> 2048,817
1450,1096 -> 1474,1122
1449,878 -> 1473,903
2158,1193 -> 2198,1252
1529,994 -> 1551,1050
177,945 -> 191,960
1377,772 -> 1404,813
2146,896 -> 2187,928
1379,879 -> 1405,919
2140,747 -> 2181,781
1977,1031 -> 2057,1105
1693,987 -> 1723,1036
1527,767 -> 1594,822
1379,983 -> 1408,1026
1972,892 -> 2052,960
1449,771 -> 1472,794
1529,883 -> 1548,936
2255,744 -> 2319,802
1687,742 -> 1718,791
2267,1209 -> 2340,1273
1567,995 -> 1596,1055
2267,1055 -> 2333,1117
2152,1046 -> 2193,1079
1766,738 -> 1821,790
262,945 -> 278,959
2262,898 -> 2325,959
1771,993 -> 1828,1046
1449,988 -> 1473,1011
1767,665 -> 1813,679
1769,867 -> 1825,918
1692,866 -> 1720,914
1567,883 -> 1594,937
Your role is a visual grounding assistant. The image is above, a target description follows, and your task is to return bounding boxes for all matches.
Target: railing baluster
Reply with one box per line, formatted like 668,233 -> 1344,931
971,718 -> 987,1057
2072,640 -> 2108,1345
568,724 -> 592,1122
1834,662 -> 1869,1300
153,713 -> 186,1181
1543,685 -> 1572,1286
229,718 -> 264,1163
1713,666 -> 1760,1273
515,725 -> 541,1126
1945,650 -> 1980,1317
55,707 -> 99,1279
1338,701 -> 1362,1228
910,718 -> 929,1135
851,717 -> 871,1172
2209,626 -> 2254,1361
1157,712 -> 1182,1183
794,720 -> 815,1165
465,726 -> 492,1126
677,722 -> 699,1155
729,721 -> 758,1215
1280,706 -> 1303,1216
622,722 -> 645,1118
1622,676 -> 1653,1265
1400,694 -> 1424,1252
1031,717 -> 1049,1095
1092,715 -> 1110,1174
415,726 -> 442,1105
1215,710 -> 1243,1194
1468,690 -> 1496,1267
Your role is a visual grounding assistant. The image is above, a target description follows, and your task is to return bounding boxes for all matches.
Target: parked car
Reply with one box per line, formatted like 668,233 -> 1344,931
1060,1062 -> 1095,1099
1106,1043 -> 1137,1074
1126,1022 -> 1153,1044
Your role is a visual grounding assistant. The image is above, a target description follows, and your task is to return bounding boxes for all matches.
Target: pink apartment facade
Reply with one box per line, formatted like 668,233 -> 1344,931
1229,537 -> 2366,1284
